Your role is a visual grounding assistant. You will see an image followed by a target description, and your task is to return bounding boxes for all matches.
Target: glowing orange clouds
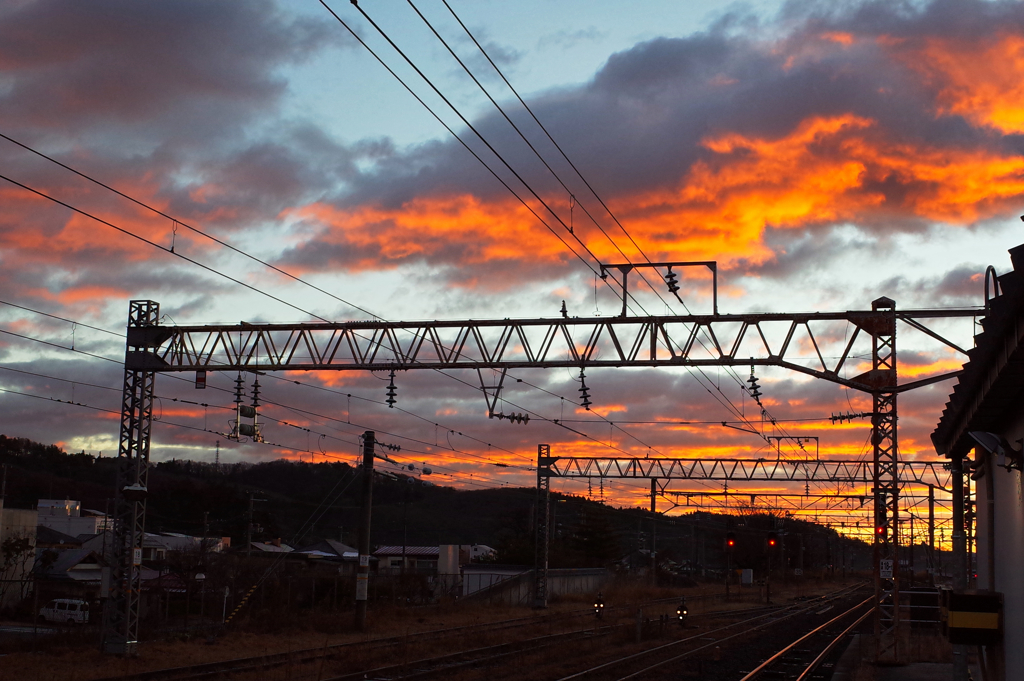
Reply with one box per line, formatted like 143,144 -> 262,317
898,34 -> 1024,134
634,113 -> 1024,251
291,109 -> 1024,281
287,194 -> 570,274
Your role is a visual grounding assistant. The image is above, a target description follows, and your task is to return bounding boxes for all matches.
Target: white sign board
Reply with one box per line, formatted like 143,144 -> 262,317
355,573 -> 368,601
133,548 -> 143,566
879,559 -> 894,579
359,554 -> 369,567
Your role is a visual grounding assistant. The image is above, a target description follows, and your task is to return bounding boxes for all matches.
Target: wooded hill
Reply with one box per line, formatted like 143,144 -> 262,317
0,434 -> 873,572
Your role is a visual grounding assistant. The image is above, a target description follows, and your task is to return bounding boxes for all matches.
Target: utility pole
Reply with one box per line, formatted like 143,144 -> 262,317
245,492 -> 266,557
354,431 -> 374,631
650,478 -> 657,586
928,485 -> 935,572
534,445 -> 553,608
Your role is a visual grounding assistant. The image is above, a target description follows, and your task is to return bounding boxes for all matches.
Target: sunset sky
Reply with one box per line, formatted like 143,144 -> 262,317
1,0 -> 1021,533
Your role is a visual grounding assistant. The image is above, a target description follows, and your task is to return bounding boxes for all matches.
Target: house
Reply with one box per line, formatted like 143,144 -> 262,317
33,548 -> 106,602
293,539 -> 361,574
37,499 -> 110,536
248,540 -> 295,555
36,525 -> 82,550
374,546 -> 439,574
932,241 -> 1024,681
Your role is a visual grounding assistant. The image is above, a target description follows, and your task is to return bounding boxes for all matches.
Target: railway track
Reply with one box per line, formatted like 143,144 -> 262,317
538,583 -> 869,681
739,596 -> 872,681
93,590 -> 754,681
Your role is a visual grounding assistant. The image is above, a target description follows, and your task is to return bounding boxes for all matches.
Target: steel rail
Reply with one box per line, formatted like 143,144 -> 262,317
795,607 -> 873,681
554,583 -> 866,681
322,627 -> 607,681
738,595 -> 873,680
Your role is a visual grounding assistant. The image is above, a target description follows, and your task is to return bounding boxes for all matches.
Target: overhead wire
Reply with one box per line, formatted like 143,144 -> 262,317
381,2 -> 804,455
0,136 -> 665,468
318,0 -> 771,467
4,12 -> 821,482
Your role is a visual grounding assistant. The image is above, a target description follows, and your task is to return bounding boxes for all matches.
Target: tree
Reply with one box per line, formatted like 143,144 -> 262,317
0,534 -> 34,610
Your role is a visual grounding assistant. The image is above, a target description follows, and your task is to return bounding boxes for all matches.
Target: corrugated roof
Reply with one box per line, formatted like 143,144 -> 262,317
932,243 -> 1024,458
374,546 -> 439,557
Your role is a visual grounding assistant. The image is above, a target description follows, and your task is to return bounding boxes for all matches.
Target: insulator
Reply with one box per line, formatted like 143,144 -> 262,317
579,369 -> 592,411
386,369 -> 397,408
234,373 -> 245,405
747,365 -> 762,404
251,376 -> 261,409
665,267 -> 680,294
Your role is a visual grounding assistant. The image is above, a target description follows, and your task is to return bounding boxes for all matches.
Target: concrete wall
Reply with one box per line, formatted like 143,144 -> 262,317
463,568 -> 608,605
974,412 -> 1024,681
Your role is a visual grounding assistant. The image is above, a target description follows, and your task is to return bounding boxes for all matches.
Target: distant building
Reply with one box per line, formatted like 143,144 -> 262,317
248,540 -> 294,555
33,548 -> 105,602
37,499 -> 110,537
374,546 -> 439,574
294,539 -> 361,574
36,525 -> 82,550
438,544 -> 496,575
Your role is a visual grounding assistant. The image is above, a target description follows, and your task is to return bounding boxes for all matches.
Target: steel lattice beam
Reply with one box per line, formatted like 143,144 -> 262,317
124,308 -> 976,394
542,457 -> 952,492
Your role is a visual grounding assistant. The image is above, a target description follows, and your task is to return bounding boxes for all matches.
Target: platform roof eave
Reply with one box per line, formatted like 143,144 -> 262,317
932,243 -> 1024,459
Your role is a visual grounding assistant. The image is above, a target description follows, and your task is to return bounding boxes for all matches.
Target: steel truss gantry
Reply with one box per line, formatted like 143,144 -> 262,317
108,297 -> 978,659
544,457 -> 953,492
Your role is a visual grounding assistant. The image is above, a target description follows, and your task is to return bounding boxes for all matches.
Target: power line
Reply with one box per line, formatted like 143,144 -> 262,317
0,132 -> 382,323
0,299 -> 123,337
0,140 -> 664,465
346,3 -> 797,453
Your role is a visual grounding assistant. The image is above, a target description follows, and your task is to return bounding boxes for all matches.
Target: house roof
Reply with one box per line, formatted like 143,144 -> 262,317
36,525 -> 82,546
374,546 -> 439,557
34,549 -> 102,579
249,541 -> 294,553
932,243 -> 1024,458
294,538 -> 358,559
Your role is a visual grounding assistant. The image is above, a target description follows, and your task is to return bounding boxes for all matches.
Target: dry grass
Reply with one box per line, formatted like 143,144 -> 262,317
0,576 -> 861,681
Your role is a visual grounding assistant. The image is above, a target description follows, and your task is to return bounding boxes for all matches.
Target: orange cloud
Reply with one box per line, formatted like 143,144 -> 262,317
618,114 -> 1024,258
899,33 -> 1024,133
287,194 -> 569,273
291,111 -> 1024,279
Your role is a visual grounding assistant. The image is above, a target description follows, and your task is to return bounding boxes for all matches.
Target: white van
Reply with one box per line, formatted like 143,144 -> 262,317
38,598 -> 90,624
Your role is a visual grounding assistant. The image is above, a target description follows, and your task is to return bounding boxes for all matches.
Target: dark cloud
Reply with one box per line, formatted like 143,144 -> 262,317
0,0 -> 340,134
